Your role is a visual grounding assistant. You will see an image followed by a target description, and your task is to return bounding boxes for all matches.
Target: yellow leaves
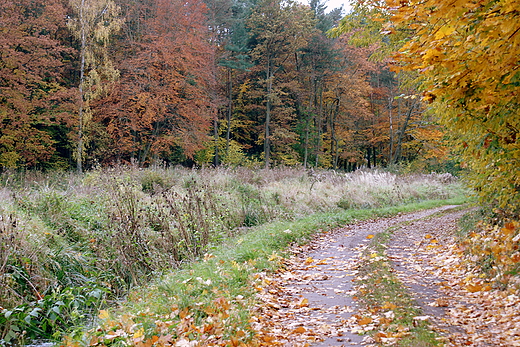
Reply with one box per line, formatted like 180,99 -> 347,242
132,328 -> 145,339
462,219 -> 519,288
98,310 -> 109,320
434,25 -> 455,40
388,0 -> 520,213
422,46 -> 442,60
297,297 -> 309,308
366,234 -> 374,239
501,0 -> 518,13
382,302 -> 397,310
316,259 -> 328,265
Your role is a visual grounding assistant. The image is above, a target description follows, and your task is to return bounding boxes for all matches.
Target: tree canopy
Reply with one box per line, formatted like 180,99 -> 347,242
381,0 -> 519,213
0,0 -> 460,173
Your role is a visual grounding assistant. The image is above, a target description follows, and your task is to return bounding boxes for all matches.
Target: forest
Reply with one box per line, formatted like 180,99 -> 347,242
0,0 -> 519,345
1,0 -> 448,173
3,0 -> 517,212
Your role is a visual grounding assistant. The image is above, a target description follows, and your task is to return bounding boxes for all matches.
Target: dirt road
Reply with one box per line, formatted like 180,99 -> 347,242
252,206 -> 520,346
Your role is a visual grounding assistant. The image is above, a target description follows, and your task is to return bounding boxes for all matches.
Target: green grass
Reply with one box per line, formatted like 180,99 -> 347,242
350,215 -> 463,346
0,166 -> 471,344
357,239 -> 439,345
62,196 -> 469,346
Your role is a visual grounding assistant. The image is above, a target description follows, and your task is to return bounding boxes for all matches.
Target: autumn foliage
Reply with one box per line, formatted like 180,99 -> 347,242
380,0 -> 520,213
0,0 -> 452,171
0,0 -> 75,168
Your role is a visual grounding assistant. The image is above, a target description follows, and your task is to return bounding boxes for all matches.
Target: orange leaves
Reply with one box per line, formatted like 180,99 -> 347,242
465,283 -> 492,293
463,219 -> 520,284
96,0 -> 215,165
357,316 -> 373,325
81,289 -> 255,347
291,326 -> 307,334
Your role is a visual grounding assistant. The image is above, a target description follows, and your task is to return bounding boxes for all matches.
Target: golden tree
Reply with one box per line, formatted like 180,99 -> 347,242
68,0 -> 122,172
369,0 -> 519,213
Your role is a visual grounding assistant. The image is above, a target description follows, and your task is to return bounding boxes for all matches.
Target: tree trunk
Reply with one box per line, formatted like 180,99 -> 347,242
315,83 -> 323,167
76,0 -> 86,173
303,117 -> 309,169
213,112 -> 219,166
264,56 -> 272,169
225,68 -> 233,157
388,93 -> 394,165
394,98 -> 418,164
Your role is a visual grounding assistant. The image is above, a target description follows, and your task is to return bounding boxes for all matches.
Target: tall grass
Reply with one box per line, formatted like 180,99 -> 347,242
0,166 -> 467,344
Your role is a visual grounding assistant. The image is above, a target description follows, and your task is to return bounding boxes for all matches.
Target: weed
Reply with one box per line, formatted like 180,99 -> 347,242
0,166 -> 469,345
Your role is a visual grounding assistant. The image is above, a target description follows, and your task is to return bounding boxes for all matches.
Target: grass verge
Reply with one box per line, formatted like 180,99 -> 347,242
353,231 -> 440,347
63,196 -> 469,346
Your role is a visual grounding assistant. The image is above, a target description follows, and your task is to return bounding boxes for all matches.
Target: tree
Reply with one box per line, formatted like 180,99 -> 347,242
330,1 -> 451,170
0,0 -> 75,169
247,0 -> 316,167
94,0 -> 216,166
297,0 -> 343,168
215,0 -> 254,162
323,36 -> 375,169
382,0 -> 520,213
67,0 -> 122,172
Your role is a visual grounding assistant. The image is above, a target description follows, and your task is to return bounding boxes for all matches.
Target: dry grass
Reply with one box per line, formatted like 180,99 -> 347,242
0,166 -> 467,343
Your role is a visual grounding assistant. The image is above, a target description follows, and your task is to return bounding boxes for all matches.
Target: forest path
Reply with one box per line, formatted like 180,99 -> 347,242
252,205 -> 519,346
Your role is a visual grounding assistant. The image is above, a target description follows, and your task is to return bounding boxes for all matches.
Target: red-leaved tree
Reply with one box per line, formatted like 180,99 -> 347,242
94,0 -> 216,165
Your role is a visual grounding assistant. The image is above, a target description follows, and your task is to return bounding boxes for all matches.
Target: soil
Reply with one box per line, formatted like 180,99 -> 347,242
252,205 -> 520,346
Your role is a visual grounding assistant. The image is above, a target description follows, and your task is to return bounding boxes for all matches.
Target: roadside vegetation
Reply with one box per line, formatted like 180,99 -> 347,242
0,166 -> 467,345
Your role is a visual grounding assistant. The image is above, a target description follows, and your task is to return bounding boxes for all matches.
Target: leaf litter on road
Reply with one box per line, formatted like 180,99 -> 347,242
252,206 -> 520,346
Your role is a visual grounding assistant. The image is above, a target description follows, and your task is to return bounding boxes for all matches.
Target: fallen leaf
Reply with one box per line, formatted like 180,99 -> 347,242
466,284 -> 483,293
292,326 -> 306,334
358,317 -> 373,325
297,297 -> 309,308
382,302 -> 397,310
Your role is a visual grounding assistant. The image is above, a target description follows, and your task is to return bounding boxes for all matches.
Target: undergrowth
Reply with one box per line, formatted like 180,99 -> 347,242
0,166 -> 468,344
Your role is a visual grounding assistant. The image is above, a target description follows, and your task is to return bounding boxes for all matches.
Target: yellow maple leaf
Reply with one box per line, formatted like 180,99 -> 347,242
133,328 -> 144,339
